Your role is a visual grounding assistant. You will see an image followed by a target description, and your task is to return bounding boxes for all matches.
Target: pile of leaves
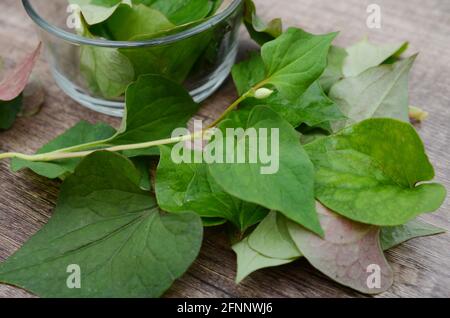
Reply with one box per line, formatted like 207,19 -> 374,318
71,0 -> 276,99
0,3 -> 446,298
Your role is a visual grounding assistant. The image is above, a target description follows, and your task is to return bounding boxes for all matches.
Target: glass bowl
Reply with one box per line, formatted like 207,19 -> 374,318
22,0 -> 243,117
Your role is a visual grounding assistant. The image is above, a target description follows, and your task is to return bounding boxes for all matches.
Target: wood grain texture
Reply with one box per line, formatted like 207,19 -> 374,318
0,0 -> 449,298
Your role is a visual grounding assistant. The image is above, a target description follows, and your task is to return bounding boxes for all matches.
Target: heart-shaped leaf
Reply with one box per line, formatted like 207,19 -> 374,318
209,106 -> 321,235
330,56 -> 415,129
110,74 -> 200,147
287,202 -> 394,295
305,118 -> 446,226
260,28 -> 337,101
0,152 -> 203,298
232,53 -> 345,131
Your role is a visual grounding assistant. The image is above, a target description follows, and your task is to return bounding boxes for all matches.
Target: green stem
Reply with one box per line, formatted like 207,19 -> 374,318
46,138 -> 113,155
0,83 -> 266,163
207,89 -> 255,129
0,132 -> 204,162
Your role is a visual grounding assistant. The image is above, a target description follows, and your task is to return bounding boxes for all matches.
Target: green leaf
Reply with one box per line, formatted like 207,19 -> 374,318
231,52 -> 266,96
11,121 -> 116,179
119,28 -> 212,83
11,74 -> 198,177
0,151 -> 203,298
232,28 -> 336,101
233,213 -> 445,284
381,220 -> 445,251
330,56 -> 416,129
248,212 -> 301,260
343,38 -> 409,77
287,202 -> 394,295
259,28 -> 337,101
69,0 -> 132,25
110,74 -> 199,157
80,24 -> 135,98
232,238 -> 292,284
253,83 -> 345,131
305,118 -> 447,226
105,4 -> 174,40
0,95 -> 22,130
232,53 -> 345,131
132,0 -> 214,25
209,106 -> 322,236
243,0 -> 282,46
232,212 -> 301,283
156,145 -> 268,231
78,0 -> 217,85
110,75 -> 200,146
319,46 -> 347,92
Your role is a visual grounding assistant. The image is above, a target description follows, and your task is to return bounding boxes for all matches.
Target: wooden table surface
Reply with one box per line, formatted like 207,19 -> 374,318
0,0 -> 449,298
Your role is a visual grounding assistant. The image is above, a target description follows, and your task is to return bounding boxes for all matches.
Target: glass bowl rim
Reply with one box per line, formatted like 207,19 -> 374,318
22,0 -> 243,48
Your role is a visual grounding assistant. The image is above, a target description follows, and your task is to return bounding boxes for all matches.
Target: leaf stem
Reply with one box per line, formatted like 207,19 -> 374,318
0,82 -> 266,163
207,90 -> 255,129
46,138 -> 113,155
0,131 -> 205,162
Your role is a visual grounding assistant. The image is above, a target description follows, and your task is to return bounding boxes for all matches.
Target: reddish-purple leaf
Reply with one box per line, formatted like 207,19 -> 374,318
287,202 -> 394,294
0,43 -> 42,101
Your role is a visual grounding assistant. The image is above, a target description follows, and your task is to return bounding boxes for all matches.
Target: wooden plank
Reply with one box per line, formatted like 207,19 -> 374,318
0,0 -> 449,298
